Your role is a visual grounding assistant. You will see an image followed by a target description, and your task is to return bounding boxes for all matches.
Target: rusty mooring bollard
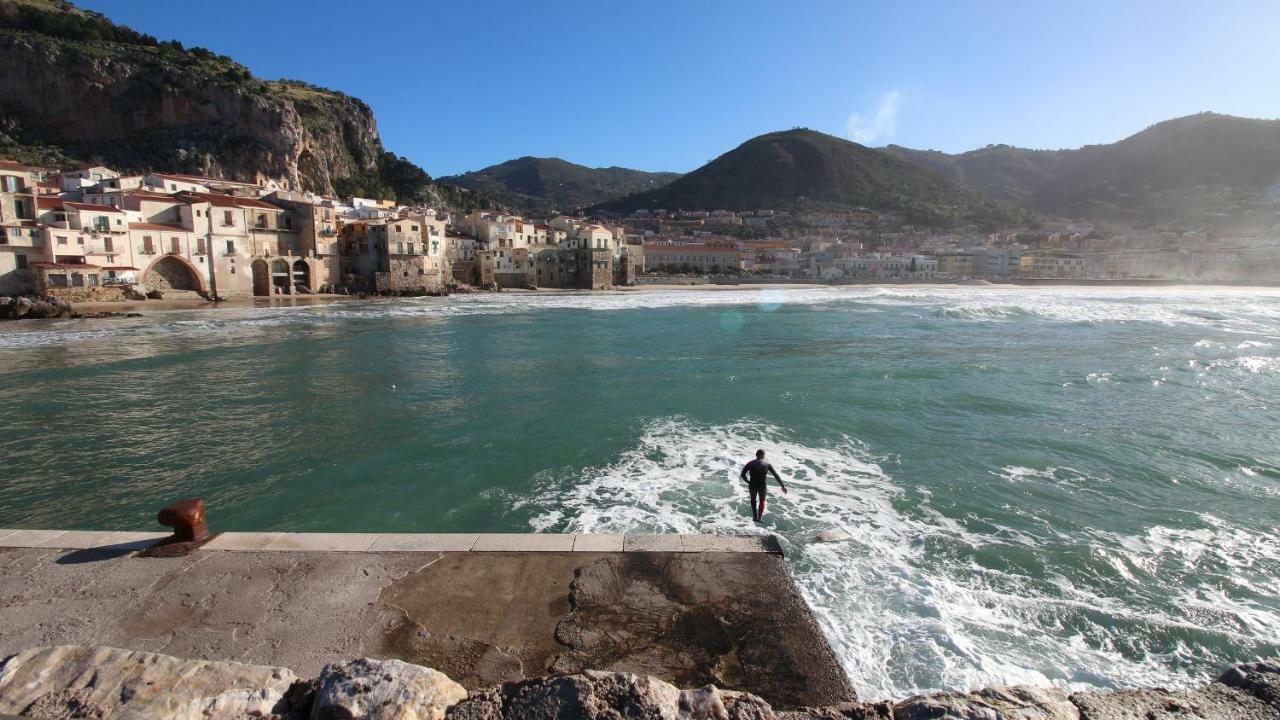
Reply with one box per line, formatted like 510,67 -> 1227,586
139,498 -> 219,557
157,498 -> 209,542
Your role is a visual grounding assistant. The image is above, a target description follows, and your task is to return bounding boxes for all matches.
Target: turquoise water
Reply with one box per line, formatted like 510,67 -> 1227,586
1,287 -> 1278,699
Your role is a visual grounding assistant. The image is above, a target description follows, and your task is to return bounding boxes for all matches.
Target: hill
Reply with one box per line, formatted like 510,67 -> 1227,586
885,113 -> 1280,225
0,0 -> 490,210
595,129 -> 1028,228
440,157 -> 679,215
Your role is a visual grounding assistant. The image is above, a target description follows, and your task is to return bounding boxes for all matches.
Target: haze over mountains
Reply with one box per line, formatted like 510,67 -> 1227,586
3,0 -> 1279,229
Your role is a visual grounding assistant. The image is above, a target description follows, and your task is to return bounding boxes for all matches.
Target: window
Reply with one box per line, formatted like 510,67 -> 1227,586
104,237 -> 113,253
170,183 -> 177,191
196,238 -> 206,255
15,255 -> 27,270
396,242 -> 404,254
256,213 -> 268,228
1,176 -> 20,192
14,199 -> 29,220
49,273 -> 67,287
222,210 -> 233,227
407,243 -> 414,254
77,236 -> 85,245
88,273 -> 99,287
71,273 -> 84,287
411,225 -> 419,231
171,237 -> 181,254
141,236 -> 154,254
226,240 -> 235,255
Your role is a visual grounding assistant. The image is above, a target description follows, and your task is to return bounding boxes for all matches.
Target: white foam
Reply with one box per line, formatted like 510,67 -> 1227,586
521,419 -> 1280,701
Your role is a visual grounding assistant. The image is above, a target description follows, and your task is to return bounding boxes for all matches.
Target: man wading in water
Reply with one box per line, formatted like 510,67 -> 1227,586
741,449 -> 787,522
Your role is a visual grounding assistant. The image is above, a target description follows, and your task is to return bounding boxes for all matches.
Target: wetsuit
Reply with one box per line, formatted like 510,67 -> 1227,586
741,458 -> 782,518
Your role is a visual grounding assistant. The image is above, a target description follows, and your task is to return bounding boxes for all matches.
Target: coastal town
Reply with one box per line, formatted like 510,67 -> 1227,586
1,158 -> 1276,305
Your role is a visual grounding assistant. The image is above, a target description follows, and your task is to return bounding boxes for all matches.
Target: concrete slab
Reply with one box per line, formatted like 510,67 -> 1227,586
204,532 -> 283,551
573,534 -> 624,552
0,529 -> 19,543
679,534 -> 781,553
369,534 -> 478,552
623,534 -> 684,552
100,532 -> 171,550
266,533 -> 381,552
0,529 -> 68,548
33,530 -> 119,549
0,547 -> 854,710
471,533 -> 576,552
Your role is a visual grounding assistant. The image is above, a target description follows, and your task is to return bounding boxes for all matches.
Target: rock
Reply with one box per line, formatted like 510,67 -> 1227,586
15,688 -> 108,719
146,290 -> 163,300
893,685 -> 1077,719
0,645 -> 298,719
311,657 -> 466,720
813,529 -> 852,544
1069,683 -> 1275,720
449,670 -> 692,720
0,296 -> 10,305
16,296 -> 32,306
1219,659 -> 1280,709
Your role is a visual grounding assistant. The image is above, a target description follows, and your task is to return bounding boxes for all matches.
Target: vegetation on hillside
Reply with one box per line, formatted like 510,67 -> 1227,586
596,129 -> 1030,229
441,157 -> 680,216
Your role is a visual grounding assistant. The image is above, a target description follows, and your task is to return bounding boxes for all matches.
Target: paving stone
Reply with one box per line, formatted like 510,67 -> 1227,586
573,534 -> 625,552
680,534 -> 781,553
471,534 -> 576,552
369,534 -> 479,551
623,534 -> 684,552
35,530 -> 120,549
0,529 -> 69,548
266,532 -> 382,551
204,532 -> 283,551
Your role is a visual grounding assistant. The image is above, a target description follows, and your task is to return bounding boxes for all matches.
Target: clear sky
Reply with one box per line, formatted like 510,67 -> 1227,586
76,1 -> 1280,177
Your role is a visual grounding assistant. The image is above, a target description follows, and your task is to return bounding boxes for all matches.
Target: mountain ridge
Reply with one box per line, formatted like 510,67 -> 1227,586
441,156 -> 679,216
594,128 -> 1030,228
884,112 -> 1280,225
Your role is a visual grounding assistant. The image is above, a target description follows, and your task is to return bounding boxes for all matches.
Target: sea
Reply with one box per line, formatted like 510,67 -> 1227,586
0,285 -> 1277,700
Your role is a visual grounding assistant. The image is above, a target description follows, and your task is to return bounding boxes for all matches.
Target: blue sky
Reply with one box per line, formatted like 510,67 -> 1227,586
77,1 -> 1280,177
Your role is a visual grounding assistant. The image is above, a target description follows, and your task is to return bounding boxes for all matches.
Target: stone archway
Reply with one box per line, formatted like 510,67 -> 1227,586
251,260 -> 270,297
292,260 -> 310,292
143,255 -> 205,294
271,259 -> 291,294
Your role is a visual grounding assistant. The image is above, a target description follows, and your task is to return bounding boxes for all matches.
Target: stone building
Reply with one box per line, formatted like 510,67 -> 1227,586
0,161 -> 46,295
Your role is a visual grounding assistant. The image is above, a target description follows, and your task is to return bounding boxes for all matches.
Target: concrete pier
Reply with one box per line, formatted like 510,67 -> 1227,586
0,531 -> 852,710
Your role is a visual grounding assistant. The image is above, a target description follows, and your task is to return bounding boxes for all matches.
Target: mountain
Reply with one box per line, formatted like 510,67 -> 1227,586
594,129 -> 1029,228
0,0 -> 490,210
441,157 -> 680,215
885,113 -> 1280,225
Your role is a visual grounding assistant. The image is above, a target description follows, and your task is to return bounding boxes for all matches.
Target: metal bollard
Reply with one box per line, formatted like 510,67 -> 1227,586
157,498 -> 210,542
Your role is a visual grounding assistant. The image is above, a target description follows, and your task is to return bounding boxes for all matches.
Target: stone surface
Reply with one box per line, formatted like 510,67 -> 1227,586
0,645 -> 297,719
1219,659 -> 1280,709
312,657 -> 466,720
448,670 -> 684,720
551,553 -> 855,709
893,685 -> 1078,719
1070,683 -> 1277,720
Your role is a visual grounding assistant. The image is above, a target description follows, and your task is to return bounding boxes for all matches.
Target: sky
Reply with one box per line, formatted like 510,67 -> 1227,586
76,1 -> 1280,177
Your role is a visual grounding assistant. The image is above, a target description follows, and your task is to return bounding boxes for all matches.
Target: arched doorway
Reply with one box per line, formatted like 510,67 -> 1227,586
251,260 -> 270,296
292,260 -> 310,292
272,259 -> 290,294
143,256 -> 203,294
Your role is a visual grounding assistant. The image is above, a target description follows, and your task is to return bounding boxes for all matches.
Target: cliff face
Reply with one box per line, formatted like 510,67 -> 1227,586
0,31 -> 380,194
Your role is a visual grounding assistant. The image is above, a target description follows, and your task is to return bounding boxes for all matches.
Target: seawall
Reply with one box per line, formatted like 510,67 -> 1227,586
0,529 -> 852,710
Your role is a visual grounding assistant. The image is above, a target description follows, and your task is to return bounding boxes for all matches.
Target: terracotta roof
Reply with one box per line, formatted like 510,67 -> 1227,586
0,160 -> 46,172
179,191 -> 280,210
63,201 -> 125,214
129,222 -> 188,231
154,172 -> 256,186
101,265 -> 139,271
36,197 -> 64,209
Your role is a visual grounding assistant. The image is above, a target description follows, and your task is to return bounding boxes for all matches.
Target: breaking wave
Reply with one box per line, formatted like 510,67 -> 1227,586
521,418 -> 1280,701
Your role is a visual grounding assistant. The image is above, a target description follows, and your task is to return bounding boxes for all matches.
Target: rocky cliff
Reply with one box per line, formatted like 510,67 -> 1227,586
0,0 -> 490,210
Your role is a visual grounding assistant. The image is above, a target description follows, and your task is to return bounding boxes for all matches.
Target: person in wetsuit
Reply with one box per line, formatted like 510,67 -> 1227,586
741,449 -> 787,522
